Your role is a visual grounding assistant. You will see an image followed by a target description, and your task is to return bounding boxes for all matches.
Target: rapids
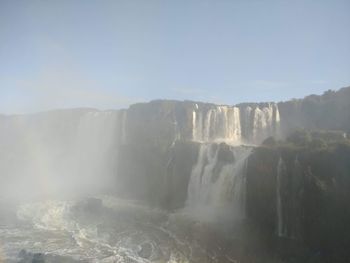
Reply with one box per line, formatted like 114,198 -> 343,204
0,196 -> 242,263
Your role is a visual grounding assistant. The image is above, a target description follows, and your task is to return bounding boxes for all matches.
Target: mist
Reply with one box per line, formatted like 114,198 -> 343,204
0,109 -> 123,201
1,89 -> 350,262
1,0 -> 350,262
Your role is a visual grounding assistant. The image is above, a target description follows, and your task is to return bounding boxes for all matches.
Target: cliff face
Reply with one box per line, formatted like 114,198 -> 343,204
123,99 -> 282,145
116,86 -> 350,203
1,87 -> 349,204
1,87 -> 350,261
120,87 -> 350,157
0,87 -> 349,263
246,142 -> 350,261
114,86 -> 350,261
110,96 -> 350,263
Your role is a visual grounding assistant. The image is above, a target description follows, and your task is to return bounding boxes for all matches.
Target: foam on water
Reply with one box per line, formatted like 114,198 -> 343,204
1,196 -> 232,262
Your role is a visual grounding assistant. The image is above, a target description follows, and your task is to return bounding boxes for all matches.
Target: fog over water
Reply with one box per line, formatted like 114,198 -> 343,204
0,110 -> 122,201
1,86 -> 350,262
0,105 -> 273,262
1,1 -> 349,262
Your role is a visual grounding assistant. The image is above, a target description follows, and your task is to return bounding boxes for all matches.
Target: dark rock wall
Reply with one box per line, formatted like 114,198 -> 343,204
165,141 -> 200,209
116,140 -> 199,209
246,143 -> 350,261
125,100 -> 197,144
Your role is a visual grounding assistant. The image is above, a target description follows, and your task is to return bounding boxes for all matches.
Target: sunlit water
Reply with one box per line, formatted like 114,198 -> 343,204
0,196 -> 240,263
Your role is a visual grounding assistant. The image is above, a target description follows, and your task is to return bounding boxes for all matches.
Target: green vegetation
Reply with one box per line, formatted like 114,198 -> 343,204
262,129 -> 349,152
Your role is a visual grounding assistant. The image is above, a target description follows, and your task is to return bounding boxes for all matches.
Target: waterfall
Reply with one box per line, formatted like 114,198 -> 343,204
250,104 -> 277,143
203,109 -> 213,141
192,106 -> 242,143
192,110 -> 203,141
274,104 -> 281,136
228,106 -> 242,142
187,103 -> 284,222
252,107 -> 264,142
191,103 -> 280,144
186,143 -> 251,220
276,157 -> 287,237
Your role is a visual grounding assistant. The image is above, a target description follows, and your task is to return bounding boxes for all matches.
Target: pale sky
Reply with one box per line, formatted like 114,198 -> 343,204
1,0 -> 350,113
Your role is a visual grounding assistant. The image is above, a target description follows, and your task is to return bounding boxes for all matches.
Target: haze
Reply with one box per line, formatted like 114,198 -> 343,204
1,1 -> 350,263
1,0 -> 350,114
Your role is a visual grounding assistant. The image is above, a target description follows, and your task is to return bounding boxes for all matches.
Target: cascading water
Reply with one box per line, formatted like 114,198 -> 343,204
192,106 -> 242,143
186,143 -> 251,221
192,110 -> 197,141
0,101 -> 284,262
228,106 -> 242,142
191,103 -> 280,144
242,103 -> 281,144
188,103 -> 280,223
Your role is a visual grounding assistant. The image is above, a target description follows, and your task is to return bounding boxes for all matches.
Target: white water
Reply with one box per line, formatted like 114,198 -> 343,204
186,144 -> 251,221
191,104 -> 280,144
0,196 -> 233,263
0,102 -> 280,261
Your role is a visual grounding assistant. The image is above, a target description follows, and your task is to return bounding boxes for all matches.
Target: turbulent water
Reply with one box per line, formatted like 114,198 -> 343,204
0,104 -> 282,262
0,196 -> 241,263
186,144 -> 251,223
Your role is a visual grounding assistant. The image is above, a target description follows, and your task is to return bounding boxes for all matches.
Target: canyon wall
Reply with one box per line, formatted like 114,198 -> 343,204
246,141 -> 350,261
0,87 -> 349,260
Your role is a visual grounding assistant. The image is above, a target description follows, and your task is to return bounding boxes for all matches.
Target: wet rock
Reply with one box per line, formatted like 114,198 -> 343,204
217,143 -> 235,163
246,142 -> 350,262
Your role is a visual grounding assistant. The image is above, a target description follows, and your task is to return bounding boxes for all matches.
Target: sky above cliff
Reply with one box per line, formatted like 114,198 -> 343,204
1,0 -> 350,113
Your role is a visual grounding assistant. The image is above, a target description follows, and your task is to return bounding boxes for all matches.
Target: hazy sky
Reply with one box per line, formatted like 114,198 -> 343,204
1,0 -> 349,113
